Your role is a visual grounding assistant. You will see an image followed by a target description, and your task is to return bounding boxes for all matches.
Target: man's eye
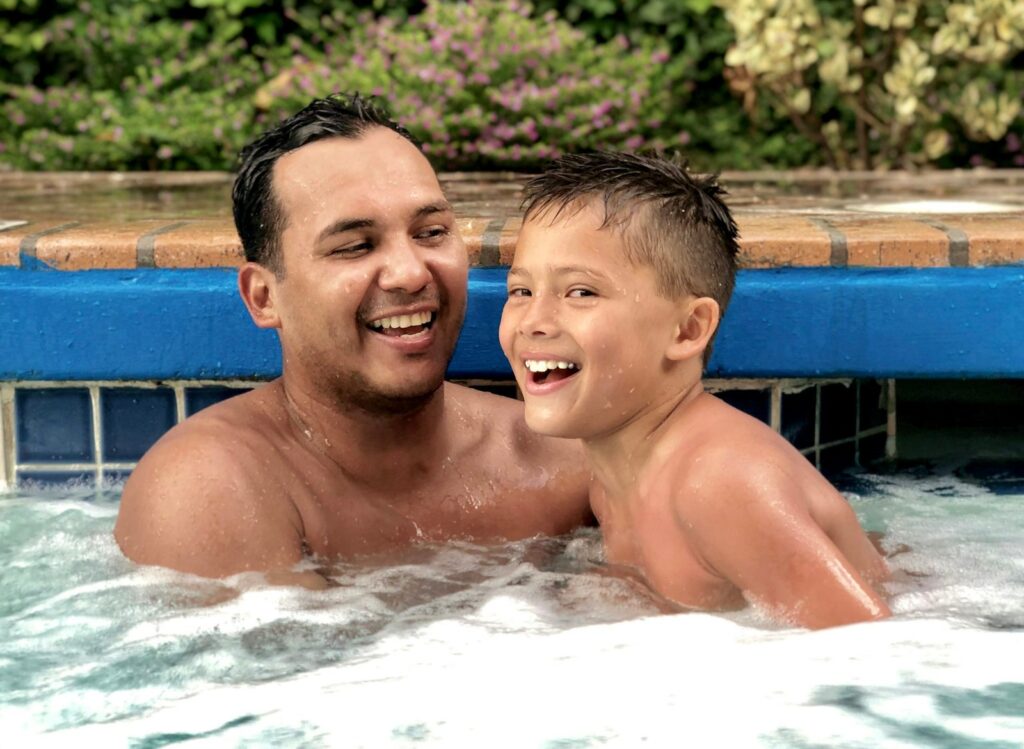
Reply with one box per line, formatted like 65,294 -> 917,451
416,226 -> 451,242
331,242 -> 372,256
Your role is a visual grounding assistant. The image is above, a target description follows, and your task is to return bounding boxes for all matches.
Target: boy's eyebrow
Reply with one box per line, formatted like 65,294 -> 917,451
507,265 -> 612,280
315,201 -> 453,244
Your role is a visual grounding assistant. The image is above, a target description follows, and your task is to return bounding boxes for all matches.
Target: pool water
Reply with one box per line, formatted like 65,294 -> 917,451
2,468 -> 1023,747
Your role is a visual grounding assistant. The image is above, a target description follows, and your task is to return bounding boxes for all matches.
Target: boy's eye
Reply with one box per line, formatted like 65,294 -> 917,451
507,287 -> 531,298
567,288 -> 596,298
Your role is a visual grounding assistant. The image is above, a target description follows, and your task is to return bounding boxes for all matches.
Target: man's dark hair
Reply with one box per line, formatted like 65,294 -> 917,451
232,93 -> 420,275
521,151 -> 740,363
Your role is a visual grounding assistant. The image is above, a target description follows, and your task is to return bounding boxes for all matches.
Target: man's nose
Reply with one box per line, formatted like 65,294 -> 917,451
378,239 -> 432,293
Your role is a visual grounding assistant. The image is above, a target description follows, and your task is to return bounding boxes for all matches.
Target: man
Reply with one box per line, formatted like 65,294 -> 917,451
114,95 -> 592,588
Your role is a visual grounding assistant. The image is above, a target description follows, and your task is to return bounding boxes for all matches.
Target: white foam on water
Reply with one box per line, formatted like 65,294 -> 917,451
2,471 -> 1024,746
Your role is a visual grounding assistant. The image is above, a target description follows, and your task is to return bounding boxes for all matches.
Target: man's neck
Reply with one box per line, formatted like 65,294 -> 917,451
276,377 -> 453,490
583,378 -> 705,502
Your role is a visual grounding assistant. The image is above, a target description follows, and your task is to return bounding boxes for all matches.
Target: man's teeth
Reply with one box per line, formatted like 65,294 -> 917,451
524,359 -> 578,373
369,311 -> 433,330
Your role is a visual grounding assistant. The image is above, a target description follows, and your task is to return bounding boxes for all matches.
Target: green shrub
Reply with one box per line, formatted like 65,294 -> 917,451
716,0 -> 1024,168
257,0 -> 683,169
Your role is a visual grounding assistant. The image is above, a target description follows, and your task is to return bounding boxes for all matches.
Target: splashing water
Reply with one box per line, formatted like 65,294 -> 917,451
2,468 -> 1023,747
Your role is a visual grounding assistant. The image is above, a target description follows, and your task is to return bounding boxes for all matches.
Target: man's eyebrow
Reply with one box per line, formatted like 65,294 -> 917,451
315,217 -> 374,244
414,201 -> 453,219
314,202 -> 452,245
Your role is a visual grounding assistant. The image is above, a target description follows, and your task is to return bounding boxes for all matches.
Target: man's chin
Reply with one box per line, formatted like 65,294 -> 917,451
343,375 -> 445,416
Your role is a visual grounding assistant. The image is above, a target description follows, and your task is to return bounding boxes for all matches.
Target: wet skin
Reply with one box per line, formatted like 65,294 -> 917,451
499,202 -> 891,629
114,130 -> 591,587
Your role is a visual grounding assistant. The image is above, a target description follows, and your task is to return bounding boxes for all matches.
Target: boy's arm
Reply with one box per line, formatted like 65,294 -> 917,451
677,466 -> 891,629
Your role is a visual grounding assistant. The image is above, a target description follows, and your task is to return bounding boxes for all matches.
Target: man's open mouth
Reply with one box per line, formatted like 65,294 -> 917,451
524,358 -> 580,385
367,311 -> 436,337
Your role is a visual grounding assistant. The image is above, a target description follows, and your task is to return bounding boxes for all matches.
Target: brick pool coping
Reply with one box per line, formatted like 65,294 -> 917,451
2,170 -> 1023,270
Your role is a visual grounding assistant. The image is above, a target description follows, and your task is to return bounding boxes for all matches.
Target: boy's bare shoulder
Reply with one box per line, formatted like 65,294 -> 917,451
661,395 -> 810,514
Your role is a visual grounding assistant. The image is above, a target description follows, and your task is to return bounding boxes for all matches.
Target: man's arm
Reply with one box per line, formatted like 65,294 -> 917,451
677,464 -> 891,629
114,427 -> 325,588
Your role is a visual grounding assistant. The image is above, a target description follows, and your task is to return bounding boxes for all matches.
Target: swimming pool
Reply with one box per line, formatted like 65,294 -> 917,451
3,467 -> 1022,747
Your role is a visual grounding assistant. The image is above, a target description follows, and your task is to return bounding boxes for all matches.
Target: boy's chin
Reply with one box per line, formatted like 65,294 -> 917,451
524,407 -> 583,439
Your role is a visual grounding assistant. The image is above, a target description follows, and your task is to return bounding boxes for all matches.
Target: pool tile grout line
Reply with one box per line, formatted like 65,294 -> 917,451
479,218 -> 506,266
17,221 -> 80,267
918,218 -> 970,267
136,221 -> 192,268
807,217 -> 848,267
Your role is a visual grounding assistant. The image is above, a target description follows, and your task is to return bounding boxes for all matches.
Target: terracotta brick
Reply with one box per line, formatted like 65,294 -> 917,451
456,217 -> 491,266
0,219 -> 78,267
957,215 -> 1024,266
735,215 -> 832,268
498,216 -> 522,265
837,218 -> 949,267
35,220 -> 170,270
153,219 -> 244,268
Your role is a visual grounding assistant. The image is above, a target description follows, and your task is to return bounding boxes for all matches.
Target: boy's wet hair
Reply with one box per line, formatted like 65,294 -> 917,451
521,151 -> 740,363
232,93 -> 420,275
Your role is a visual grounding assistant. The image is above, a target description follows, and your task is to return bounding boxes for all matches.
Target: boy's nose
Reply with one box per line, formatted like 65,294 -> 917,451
517,296 -> 559,337
378,240 -> 431,294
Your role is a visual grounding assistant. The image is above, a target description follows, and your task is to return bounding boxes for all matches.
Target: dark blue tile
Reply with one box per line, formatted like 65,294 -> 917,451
16,388 -> 94,462
782,386 -> 816,450
859,379 -> 886,430
185,386 -> 248,416
819,441 -> 857,478
820,383 -> 857,444
101,388 -> 176,461
716,388 -> 770,425
858,431 -> 888,466
17,470 -> 96,489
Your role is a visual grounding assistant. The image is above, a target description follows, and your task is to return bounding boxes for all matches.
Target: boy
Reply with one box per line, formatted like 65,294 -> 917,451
498,152 -> 891,629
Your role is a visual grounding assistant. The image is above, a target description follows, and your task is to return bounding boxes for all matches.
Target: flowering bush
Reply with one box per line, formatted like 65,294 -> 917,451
257,0 -> 683,168
716,0 -> 1024,168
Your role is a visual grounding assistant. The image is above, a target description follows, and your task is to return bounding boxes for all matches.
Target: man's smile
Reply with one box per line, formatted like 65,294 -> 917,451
367,310 -> 436,337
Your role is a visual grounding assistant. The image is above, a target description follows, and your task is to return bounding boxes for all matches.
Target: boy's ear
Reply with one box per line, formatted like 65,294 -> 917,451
238,262 -> 283,330
666,296 -> 720,362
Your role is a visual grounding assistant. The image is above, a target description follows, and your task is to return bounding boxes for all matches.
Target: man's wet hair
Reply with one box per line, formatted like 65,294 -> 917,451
521,151 -> 739,362
232,93 -> 420,275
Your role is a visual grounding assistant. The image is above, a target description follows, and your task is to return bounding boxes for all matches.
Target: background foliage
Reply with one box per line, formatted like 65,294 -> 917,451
1,0 -> 1021,171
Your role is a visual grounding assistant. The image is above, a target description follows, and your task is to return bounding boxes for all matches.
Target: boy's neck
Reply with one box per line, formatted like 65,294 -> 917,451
583,379 -> 706,501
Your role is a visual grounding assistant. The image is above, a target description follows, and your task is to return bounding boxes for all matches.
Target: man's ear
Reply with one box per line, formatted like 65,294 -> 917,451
238,262 -> 282,329
666,296 -> 720,362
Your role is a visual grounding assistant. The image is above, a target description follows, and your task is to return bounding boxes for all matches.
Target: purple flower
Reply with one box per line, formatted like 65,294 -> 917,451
1006,133 -> 1021,153
12,112 -> 26,126
678,131 -> 691,145
152,74 -> 164,88
157,146 -> 174,160
625,135 -> 644,150
30,91 -> 44,105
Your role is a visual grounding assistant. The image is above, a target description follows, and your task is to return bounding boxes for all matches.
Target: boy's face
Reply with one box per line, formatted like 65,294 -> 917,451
499,201 -> 684,439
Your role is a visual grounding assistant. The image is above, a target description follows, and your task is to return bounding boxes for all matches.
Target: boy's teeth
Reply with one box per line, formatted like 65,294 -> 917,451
370,311 -> 433,329
524,359 -> 578,373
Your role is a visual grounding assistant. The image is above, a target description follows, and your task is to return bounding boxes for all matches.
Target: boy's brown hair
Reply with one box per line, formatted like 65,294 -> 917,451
521,151 -> 740,362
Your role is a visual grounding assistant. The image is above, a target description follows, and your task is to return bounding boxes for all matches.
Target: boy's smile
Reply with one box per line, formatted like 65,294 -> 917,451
499,201 -> 684,439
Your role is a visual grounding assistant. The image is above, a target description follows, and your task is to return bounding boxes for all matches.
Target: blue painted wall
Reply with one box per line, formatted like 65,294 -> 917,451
0,266 -> 1021,380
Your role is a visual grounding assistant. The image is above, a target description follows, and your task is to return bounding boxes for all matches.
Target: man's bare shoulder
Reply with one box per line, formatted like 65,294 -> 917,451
114,383 -> 304,577
445,382 -> 586,467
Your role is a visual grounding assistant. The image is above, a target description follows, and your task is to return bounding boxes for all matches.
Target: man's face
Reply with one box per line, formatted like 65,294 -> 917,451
269,128 -> 468,412
499,201 -> 682,439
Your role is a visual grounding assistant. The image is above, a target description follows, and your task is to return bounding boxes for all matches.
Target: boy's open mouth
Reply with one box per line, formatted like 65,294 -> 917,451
524,358 -> 580,386
367,311 -> 436,337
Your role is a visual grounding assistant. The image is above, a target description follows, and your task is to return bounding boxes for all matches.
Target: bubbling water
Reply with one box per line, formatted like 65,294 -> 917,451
1,468 -> 1023,747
